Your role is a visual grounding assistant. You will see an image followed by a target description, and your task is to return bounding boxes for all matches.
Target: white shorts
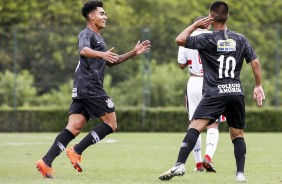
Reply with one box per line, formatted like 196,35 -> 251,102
186,76 -> 226,122
187,77 -> 203,121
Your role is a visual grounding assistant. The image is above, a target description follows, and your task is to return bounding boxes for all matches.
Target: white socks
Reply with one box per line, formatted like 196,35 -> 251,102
205,128 -> 219,158
193,128 -> 219,165
193,134 -> 202,163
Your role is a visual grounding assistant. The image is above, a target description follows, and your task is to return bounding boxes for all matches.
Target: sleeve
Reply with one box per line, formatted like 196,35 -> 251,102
185,34 -> 209,50
243,36 -> 257,63
78,30 -> 93,52
177,46 -> 188,64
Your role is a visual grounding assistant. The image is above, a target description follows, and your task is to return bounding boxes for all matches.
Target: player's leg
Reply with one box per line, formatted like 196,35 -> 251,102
64,114 -> 89,172
193,135 -> 204,171
177,119 -> 208,164
187,77 -> 204,171
226,95 -> 247,182
66,97 -> 116,172
72,112 -> 116,156
230,127 -> 247,182
159,119 -> 208,181
205,122 -> 219,159
66,113 -> 115,172
36,113 -> 86,178
202,121 -> 219,172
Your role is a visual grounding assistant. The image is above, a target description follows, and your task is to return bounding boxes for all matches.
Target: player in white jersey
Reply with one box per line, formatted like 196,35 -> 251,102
177,16 -> 223,172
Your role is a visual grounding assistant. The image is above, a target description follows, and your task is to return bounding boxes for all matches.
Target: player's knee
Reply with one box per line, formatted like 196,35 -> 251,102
68,127 -> 82,137
66,121 -> 85,136
229,128 -> 244,140
66,127 -> 81,137
108,121 -> 118,132
67,114 -> 87,136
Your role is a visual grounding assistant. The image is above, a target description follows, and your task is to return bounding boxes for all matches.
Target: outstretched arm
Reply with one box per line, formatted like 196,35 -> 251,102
250,58 -> 265,106
107,40 -> 151,67
80,47 -> 119,63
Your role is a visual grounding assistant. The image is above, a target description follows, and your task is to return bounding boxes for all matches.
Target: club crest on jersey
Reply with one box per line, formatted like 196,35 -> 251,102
106,98 -> 114,108
217,39 -> 236,51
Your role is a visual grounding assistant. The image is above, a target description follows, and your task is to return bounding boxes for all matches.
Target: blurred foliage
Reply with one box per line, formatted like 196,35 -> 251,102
1,107 -> 282,132
0,70 -> 37,107
106,60 -> 188,107
0,0 -> 282,108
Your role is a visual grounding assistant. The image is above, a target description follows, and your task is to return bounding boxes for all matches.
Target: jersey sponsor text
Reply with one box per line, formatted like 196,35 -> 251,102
218,83 -> 241,94
217,39 -> 236,51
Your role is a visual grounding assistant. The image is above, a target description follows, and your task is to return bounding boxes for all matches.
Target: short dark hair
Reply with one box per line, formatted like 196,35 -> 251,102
210,1 -> 229,23
82,0 -> 103,19
194,16 -> 206,23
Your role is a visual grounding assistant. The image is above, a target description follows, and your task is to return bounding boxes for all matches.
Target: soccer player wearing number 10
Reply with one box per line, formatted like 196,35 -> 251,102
159,1 -> 265,183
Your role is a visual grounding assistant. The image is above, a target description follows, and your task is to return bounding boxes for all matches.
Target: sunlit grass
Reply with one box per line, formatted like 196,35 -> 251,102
0,132 -> 281,184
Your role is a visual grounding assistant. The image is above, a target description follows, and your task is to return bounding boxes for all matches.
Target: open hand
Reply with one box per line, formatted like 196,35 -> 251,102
133,40 -> 151,55
102,47 -> 118,63
193,15 -> 213,29
253,85 -> 265,107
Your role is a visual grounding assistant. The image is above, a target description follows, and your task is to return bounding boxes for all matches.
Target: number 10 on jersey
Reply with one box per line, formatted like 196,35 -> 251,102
217,55 -> 236,79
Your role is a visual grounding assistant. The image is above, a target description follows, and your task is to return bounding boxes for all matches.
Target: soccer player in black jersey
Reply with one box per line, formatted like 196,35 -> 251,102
36,0 -> 150,178
159,1 -> 264,183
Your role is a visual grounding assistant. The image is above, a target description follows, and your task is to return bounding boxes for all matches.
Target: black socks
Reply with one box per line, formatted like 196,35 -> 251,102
43,129 -> 75,167
74,123 -> 113,155
232,137 -> 246,173
176,128 -> 200,165
42,123 -> 113,167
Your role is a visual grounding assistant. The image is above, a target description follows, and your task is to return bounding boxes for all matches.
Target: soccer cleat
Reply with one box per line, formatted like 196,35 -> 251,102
202,156 -> 216,172
66,146 -> 83,172
159,164 -> 186,181
35,159 -> 54,178
194,162 -> 205,172
236,172 -> 248,183
194,166 -> 205,172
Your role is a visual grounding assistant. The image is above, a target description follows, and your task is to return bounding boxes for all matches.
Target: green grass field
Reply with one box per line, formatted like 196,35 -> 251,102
0,132 -> 281,184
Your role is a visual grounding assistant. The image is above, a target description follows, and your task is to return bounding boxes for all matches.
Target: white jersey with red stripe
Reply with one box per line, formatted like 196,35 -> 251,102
177,29 -> 211,76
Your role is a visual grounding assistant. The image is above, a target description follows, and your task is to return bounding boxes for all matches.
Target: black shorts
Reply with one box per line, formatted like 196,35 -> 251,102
69,96 -> 115,121
192,95 -> 245,129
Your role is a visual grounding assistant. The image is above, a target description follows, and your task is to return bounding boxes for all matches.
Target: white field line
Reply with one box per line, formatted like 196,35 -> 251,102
0,139 -> 118,146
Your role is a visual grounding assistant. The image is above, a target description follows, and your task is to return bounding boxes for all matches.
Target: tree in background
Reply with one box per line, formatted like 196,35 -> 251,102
0,0 -> 281,107
0,70 -> 37,107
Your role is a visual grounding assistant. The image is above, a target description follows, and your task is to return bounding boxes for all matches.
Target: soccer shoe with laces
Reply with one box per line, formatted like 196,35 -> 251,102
66,146 -> 83,172
35,159 -> 54,178
202,158 -> 216,172
159,164 -> 186,181
236,172 -> 248,183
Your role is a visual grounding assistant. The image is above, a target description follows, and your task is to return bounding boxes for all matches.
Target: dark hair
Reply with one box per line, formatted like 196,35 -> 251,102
210,1 -> 228,23
82,0 -> 103,19
194,16 -> 206,23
